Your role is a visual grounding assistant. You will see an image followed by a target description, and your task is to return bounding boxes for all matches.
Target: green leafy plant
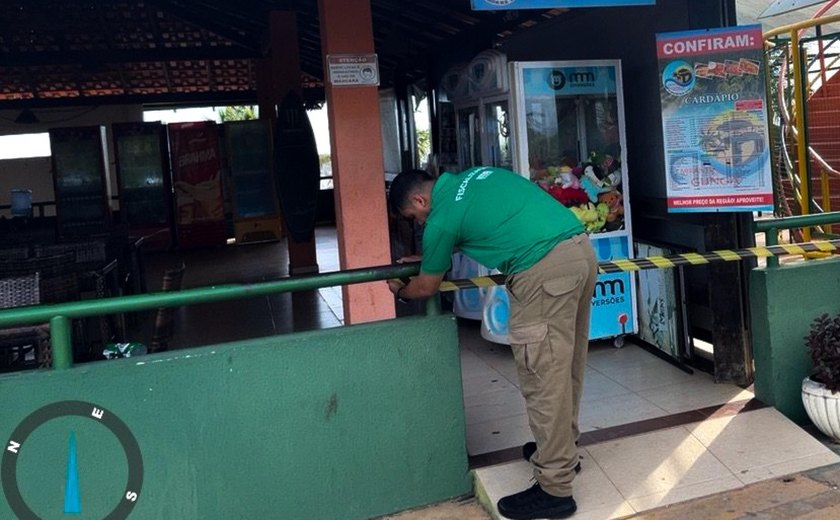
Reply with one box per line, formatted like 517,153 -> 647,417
218,105 -> 257,122
805,313 -> 840,392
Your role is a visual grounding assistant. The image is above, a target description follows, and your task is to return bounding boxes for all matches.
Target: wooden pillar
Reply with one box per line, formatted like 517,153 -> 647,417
256,11 -> 319,275
318,0 -> 395,324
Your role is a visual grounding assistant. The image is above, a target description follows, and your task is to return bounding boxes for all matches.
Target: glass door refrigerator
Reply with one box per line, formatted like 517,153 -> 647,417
451,102 -> 484,320
451,95 -> 513,328
112,122 -> 173,251
49,126 -> 112,240
509,59 -> 637,346
224,119 -> 283,245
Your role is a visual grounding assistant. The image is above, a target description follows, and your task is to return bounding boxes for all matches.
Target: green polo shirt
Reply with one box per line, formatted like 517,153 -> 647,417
421,167 -> 584,276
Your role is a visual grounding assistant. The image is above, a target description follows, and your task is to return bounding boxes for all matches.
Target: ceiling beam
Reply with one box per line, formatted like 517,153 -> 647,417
0,85 -> 327,111
0,48 -> 262,68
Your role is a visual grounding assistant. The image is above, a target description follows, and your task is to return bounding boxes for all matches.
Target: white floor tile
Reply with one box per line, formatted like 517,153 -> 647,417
595,359 -> 696,392
474,459 -> 533,503
571,503 -> 637,520
495,364 -> 521,388
462,371 -> 517,399
586,426 -> 732,499
464,386 -> 528,425
460,350 -> 501,380
626,474 -> 743,511
472,342 -> 514,365
581,370 -> 633,403
636,375 -> 754,414
735,451 -> 840,484
579,392 -> 669,432
685,408 -> 840,475
573,449 -> 632,511
585,343 -> 665,369
466,413 -> 532,456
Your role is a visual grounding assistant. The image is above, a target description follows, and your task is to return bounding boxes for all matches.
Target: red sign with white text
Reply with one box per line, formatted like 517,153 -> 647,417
168,122 -> 227,248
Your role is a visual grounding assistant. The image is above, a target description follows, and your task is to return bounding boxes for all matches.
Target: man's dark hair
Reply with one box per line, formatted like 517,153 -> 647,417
388,169 -> 434,215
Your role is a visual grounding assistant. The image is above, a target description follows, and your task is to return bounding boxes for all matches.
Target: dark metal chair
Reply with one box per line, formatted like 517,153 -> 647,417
0,272 -> 50,371
0,252 -> 83,367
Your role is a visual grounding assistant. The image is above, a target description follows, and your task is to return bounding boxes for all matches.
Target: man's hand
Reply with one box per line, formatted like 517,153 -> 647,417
386,272 -> 445,301
396,255 -> 422,264
387,278 -> 406,297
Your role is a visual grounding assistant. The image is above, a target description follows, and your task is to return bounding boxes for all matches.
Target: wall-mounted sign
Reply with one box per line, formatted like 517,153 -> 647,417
657,24 -> 773,213
327,54 -> 379,86
471,0 -> 654,10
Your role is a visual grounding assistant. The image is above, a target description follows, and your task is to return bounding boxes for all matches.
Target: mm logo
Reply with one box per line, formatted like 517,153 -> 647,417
569,71 -> 596,84
549,70 -> 596,90
594,278 -> 624,298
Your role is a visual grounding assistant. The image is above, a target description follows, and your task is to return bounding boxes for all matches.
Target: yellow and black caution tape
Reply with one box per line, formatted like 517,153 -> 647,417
437,240 -> 840,292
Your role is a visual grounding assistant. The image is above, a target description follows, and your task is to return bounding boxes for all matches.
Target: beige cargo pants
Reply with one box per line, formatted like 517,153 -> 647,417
506,233 -> 598,497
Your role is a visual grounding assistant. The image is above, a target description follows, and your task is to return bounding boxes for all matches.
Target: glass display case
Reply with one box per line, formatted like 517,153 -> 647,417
456,105 -> 481,169
436,101 -> 459,174
440,51 -> 523,343
452,96 -> 513,329
49,126 -> 112,239
510,59 -> 637,344
224,119 -> 282,244
112,122 -> 173,250
484,99 -> 513,170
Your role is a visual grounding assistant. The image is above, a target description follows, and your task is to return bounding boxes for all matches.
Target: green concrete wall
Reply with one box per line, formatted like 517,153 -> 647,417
0,314 -> 471,519
750,257 -> 840,423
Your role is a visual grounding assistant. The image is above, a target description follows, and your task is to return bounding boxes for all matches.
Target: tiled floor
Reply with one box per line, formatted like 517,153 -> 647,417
137,227 -> 345,349
459,319 -> 755,457
464,330 -> 840,519
476,407 -> 840,519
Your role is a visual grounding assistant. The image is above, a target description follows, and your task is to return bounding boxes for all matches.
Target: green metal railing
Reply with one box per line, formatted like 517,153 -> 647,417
0,263 -> 424,371
754,210 -> 840,267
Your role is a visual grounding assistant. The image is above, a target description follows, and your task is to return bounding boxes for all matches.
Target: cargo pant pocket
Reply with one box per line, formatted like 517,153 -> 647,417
541,274 -> 583,298
509,322 -> 549,376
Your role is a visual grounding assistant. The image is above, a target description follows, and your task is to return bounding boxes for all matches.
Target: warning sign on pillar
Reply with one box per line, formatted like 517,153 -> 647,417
327,54 -> 380,86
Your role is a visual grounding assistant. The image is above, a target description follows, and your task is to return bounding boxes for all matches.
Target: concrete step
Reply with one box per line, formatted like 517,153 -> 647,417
625,462 -> 840,519
472,407 -> 840,520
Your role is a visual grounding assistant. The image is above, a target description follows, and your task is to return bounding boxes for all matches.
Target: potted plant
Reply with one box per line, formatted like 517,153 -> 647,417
802,312 -> 840,441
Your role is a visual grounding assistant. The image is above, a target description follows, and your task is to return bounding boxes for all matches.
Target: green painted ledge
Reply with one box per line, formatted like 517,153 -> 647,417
0,314 -> 471,519
750,257 -> 840,423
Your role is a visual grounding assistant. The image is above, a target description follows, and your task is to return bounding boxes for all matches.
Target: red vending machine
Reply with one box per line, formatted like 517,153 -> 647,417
167,122 -> 227,249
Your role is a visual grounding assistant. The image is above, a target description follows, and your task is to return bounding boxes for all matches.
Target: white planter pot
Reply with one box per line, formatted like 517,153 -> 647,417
802,376 -> 840,441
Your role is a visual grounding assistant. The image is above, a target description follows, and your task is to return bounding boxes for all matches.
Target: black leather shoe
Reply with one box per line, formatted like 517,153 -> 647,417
522,442 -> 581,473
497,483 -> 577,519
